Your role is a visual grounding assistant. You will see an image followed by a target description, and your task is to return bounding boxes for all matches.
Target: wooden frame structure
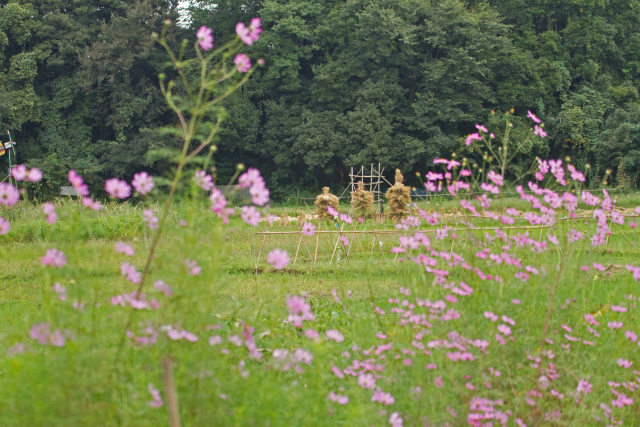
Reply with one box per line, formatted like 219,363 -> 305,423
337,163 -> 392,213
253,223 -> 554,270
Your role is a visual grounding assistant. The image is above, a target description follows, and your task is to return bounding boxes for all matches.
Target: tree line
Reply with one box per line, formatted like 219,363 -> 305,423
2,0 -> 640,199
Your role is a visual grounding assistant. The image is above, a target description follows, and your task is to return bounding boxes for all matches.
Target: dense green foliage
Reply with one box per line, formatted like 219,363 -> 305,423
3,0 -> 640,197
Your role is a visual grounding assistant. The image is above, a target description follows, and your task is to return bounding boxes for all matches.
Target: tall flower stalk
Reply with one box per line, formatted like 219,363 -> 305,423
131,21 -> 263,301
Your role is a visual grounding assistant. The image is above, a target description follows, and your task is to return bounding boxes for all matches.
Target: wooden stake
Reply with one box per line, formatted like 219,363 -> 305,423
314,223 -> 320,262
163,358 -> 181,427
255,234 -> 267,272
293,231 -> 303,264
330,223 -> 345,264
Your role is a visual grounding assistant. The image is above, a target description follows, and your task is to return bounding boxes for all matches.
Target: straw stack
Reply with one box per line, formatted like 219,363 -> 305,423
351,181 -> 375,219
385,169 -> 411,221
314,187 -> 339,220
278,213 -> 290,226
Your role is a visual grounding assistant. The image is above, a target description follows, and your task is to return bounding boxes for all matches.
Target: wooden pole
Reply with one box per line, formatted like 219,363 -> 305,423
293,231 -> 303,264
314,223 -> 321,262
163,358 -> 181,427
330,223 -> 345,263
255,234 -> 267,272
346,222 -> 356,260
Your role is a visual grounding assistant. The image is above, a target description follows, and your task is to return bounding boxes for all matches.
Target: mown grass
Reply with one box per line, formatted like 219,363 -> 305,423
1,196 -> 640,425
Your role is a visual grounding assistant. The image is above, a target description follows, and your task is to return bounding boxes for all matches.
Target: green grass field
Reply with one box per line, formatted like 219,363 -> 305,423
1,196 -> 640,426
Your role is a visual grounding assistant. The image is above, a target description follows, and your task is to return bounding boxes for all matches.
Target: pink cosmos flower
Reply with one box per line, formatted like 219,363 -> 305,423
7,343 -> 26,356
340,235 -> 349,246
166,326 -> 199,342
328,392 -> 349,405
11,165 -> 27,181
154,280 -> 173,296
143,209 -> 158,229
268,249 -> 289,270
250,184 -> 269,206
131,171 -> 154,195
527,110 -> 542,123
68,170 -> 89,196
358,373 -> 376,389
497,324 -> 512,336
194,170 -> 214,191
389,412 -> 403,427
371,390 -> 395,405
82,197 -> 102,210
617,358 -> 632,368
327,206 -> 338,217
534,125 -> 547,138
326,329 -> 344,342
465,132 -> 482,146
0,182 -> 20,206
52,282 -> 67,301
29,323 -> 67,346
41,249 -> 67,267
484,311 -> 498,322
30,323 -> 50,344
236,18 -> 262,46
148,383 -> 164,408
241,205 -> 261,226
120,262 -> 141,284
305,329 -> 320,341
607,321 -> 623,329
210,186 -> 228,211
196,26 -> 214,51
49,329 -> 66,347
287,296 -> 310,315
238,168 -> 263,189
115,242 -> 135,256
302,222 -> 315,236
481,182 -> 499,194
476,124 -> 488,133
105,178 -> 131,199
0,217 -> 10,235
43,202 -> 57,224
487,170 -> 504,186
624,330 -> 638,342
111,292 -> 157,310
185,259 -> 201,275
567,164 -> 585,182
27,168 -> 42,182
234,54 -> 251,73
289,349 -> 312,366
576,379 -> 592,394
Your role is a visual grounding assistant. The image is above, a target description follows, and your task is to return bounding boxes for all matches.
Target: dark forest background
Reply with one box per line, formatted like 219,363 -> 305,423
2,0 -> 640,199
